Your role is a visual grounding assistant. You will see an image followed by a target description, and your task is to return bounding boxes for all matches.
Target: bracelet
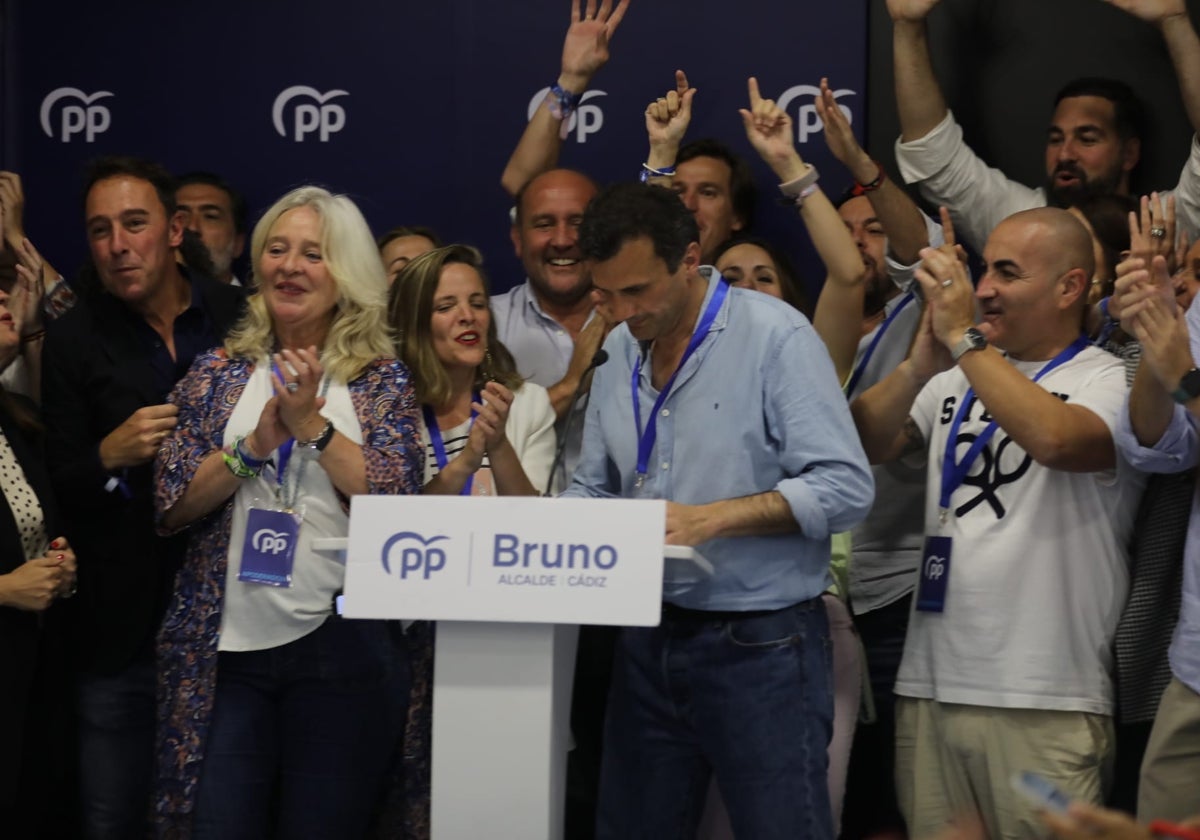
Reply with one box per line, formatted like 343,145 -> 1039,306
296,418 -> 335,453
222,437 -> 266,479
222,450 -> 260,479
639,162 -> 676,183
546,83 -> 581,140
21,329 -> 45,343
855,160 -> 886,192
234,435 -> 268,469
777,183 -> 821,210
777,164 -> 816,207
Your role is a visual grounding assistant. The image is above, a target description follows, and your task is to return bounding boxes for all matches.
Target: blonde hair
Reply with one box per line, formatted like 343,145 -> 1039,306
387,244 -> 523,407
225,186 -> 393,381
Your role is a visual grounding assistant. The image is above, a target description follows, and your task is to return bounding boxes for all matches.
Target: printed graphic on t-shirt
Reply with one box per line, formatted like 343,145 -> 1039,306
937,392 -> 1068,521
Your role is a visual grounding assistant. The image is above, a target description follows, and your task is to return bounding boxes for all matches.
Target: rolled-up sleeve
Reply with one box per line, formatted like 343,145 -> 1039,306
1115,399 -> 1200,474
766,328 -> 874,539
894,110 -> 1042,253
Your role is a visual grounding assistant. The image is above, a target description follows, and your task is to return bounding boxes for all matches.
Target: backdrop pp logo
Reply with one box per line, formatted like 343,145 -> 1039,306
527,88 -> 606,143
776,85 -> 856,144
40,88 -> 113,143
272,86 -> 349,142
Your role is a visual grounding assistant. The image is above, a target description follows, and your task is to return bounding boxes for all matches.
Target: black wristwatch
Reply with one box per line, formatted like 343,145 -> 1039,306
1172,368 -> 1200,404
298,418 -> 335,453
951,327 -> 988,362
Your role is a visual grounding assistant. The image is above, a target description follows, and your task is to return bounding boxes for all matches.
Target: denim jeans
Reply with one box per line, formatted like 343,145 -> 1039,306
192,618 -> 410,840
596,597 -> 833,840
78,657 -> 157,840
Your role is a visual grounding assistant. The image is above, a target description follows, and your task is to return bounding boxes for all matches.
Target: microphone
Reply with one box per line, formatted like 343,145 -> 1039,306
544,349 -> 609,496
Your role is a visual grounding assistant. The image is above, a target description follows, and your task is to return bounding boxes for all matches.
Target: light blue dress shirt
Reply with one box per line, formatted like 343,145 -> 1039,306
1115,298 -> 1200,696
562,267 -> 875,610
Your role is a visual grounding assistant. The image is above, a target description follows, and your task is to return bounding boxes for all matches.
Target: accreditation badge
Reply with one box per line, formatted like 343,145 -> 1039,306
237,502 -> 304,588
915,535 -> 952,613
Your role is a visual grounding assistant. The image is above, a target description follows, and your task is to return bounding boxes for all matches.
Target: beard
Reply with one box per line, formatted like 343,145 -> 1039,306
1045,161 -> 1125,208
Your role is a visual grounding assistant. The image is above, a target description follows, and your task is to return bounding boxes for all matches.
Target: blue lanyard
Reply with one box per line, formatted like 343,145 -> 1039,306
844,292 -> 916,399
423,392 -> 480,496
939,334 -> 1088,514
270,362 -> 330,508
632,281 -> 728,478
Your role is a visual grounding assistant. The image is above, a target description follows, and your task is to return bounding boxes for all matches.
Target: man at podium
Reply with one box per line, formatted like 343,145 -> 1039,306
562,182 -> 874,839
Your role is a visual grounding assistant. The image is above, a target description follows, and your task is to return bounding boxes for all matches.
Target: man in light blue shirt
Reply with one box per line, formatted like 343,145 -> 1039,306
563,182 -> 874,838
1113,260 -> 1200,823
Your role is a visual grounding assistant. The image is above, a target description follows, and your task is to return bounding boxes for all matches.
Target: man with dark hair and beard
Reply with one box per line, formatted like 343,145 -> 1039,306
888,0 -> 1200,255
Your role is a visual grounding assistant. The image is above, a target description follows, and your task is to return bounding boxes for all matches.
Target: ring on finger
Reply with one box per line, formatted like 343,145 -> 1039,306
286,381 -> 300,393
941,278 -> 954,288
1150,226 -> 1167,239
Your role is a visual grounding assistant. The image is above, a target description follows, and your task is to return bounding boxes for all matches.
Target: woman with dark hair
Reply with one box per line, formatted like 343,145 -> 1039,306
712,234 -> 811,316
0,263 -> 78,837
1069,193 -> 1138,303
385,244 -> 555,839
378,225 -> 442,286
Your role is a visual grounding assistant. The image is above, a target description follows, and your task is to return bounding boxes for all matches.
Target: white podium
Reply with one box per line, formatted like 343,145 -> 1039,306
337,496 -> 670,840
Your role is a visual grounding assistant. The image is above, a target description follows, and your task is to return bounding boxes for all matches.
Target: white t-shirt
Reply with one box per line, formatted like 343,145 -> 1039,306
218,360 -> 362,652
896,346 -> 1144,715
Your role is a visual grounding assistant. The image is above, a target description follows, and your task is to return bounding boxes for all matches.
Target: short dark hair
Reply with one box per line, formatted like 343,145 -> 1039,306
377,224 -> 442,252
1053,77 -> 1146,143
578,183 -> 698,272
711,234 -> 810,316
677,138 -> 757,231
83,156 -> 177,217
176,171 -> 249,234
1069,193 -> 1138,283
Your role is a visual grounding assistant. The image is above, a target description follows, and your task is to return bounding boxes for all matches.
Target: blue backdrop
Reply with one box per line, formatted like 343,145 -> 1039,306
2,0 -> 868,297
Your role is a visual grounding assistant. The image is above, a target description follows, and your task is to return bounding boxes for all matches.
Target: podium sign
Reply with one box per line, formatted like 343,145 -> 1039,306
343,496 -> 665,626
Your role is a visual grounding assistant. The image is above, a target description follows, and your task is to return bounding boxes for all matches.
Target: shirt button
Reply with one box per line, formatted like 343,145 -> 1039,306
661,409 -> 670,417
661,461 -> 670,470
557,329 -> 565,336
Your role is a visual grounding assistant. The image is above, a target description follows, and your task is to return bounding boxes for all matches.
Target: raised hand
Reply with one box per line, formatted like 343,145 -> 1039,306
816,77 -> 875,183
10,238 -> 46,338
472,381 -> 517,454
1101,0 -> 1188,25
886,0 -> 944,22
645,70 -> 695,157
1132,286 -> 1196,394
1129,192 -> 1178,271
738,77 -> 804,181
560,0 -> 630,90
913,244 -> 977,349
272,347 -> 328,440
0,172 -> 27,250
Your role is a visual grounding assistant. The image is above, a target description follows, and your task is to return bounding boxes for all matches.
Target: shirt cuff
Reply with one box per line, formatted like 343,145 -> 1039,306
894,111 -> 961,185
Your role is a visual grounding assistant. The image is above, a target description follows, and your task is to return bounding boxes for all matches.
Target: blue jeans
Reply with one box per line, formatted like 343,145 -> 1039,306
192,618 -> 409,840
597,597 -> 834,840
78,657 -> 157,840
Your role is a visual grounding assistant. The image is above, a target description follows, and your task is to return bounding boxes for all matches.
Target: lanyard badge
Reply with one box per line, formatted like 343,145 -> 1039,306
916,334 -> 1088,613
423,393 -> 480,496
632,282 -> 728,492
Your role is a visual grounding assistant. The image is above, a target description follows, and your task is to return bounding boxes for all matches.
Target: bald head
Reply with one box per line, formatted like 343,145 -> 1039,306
1002,207 -> 1096,283
514,168 -> 599,226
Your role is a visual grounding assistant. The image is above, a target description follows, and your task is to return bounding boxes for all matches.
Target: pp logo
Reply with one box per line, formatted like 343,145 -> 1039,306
527,88 -> 606,143
924,553 -> 946,581
251,528 -> 291,556
381,532 -> 449,580
40,88 -> 113,143
776,85 -> 856,144
272,86 -> 349,142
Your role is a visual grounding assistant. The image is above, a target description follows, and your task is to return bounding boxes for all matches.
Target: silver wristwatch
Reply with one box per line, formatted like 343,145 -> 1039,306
950,327 -> 988,362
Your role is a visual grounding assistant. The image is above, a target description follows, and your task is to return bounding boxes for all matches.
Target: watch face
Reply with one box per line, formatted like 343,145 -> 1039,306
965,328 -> 987,349
1181,369 -> 1200,398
